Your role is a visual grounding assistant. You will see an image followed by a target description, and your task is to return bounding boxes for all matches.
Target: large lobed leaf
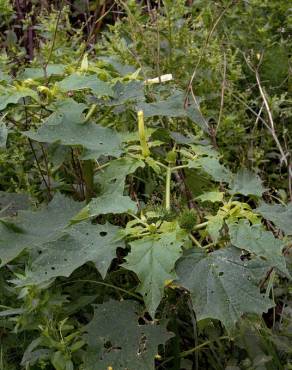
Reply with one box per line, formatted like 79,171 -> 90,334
23,99 -> 122,158
229,169 -> 266,197
137,90 -> 209,132
0,194 -> 83,267
83,300 -> 172,370
195,157 -> 232,183
57,73 -> 114,97
256,202 -> 292,235
0,87 -> 38,111
17,222 -> 123,285
185,144 -> 232,183
228,220 -> 289,276
19,64 -> 65,79
123,228 -> 187,316
176,247 -> 273,331
109,80 -> 145,106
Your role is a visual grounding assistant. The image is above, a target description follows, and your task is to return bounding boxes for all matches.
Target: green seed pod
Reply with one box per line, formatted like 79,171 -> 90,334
166,150 -> 177,164
178,209 -> 197,232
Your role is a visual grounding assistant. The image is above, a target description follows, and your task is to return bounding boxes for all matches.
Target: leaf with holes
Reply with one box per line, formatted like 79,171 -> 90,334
75,157 -> 144,220
229,169 -> 266,197
228,219 -> 289,276
83,300 -> 172,370
176,247 -> 273,331
256,202 -> 292,235
0,194 -> 83,267
23,99 -> 122,157
123,228 -> 187,316
14,222 -> 122,285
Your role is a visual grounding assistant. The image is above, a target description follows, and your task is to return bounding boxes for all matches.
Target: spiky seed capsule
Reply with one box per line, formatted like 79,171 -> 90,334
178,209 -> 197,232
166,150 -> 177,164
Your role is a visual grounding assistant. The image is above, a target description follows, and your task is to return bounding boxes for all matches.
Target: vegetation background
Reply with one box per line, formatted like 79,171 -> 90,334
0,1 -> 291,369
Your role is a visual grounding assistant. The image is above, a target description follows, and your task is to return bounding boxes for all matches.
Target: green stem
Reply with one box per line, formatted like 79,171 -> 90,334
193,221 -> 208,230
83,104 -> 97,123
171,164 -> 189,171
165,166 -> 171,211
202,241 -> 216,249
155,160 -> 168,169
189,234 -> 202,248
94,161 -> 110,173
128,212 -> 149,227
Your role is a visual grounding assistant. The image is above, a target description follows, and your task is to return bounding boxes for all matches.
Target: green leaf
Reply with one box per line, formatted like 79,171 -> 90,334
189,144 -> 219,158
256,202 -> 292,235
196,191 -> 224,203
229,169 -> 266,197
187,105 -> 209,132
23,99 -> 122,157
137,90 -> 208,132
98,56 -> 137,75
52,351 -> 67,370
0,87 -> 38,111
195,157 -> 232,183
0,70 -> 11,83
228,219 -> 289,276
83,300 -> 172,370
17,222 -> 122,285
137,91 -> 186,117
185,145 -> 232,183
110,80 -> 145,106
57,73 -> 113,97
19,64 -> 65,79
21,338 -> 51,367
0,308 -> 24,317
0,194 -> 83,267
0,224 -> 31,267
170,131 -> 195,144
87,194 -> 137,217
123,228 -> 186,316
176,247 -> 273,331
0,191 -> 30,217
77,157 -> 144,219
206,213 -> 225,242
